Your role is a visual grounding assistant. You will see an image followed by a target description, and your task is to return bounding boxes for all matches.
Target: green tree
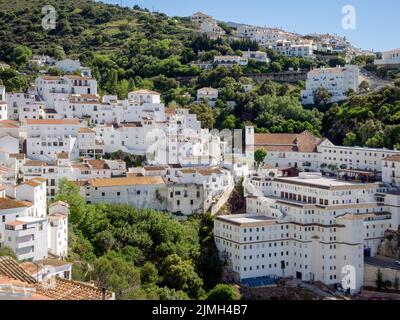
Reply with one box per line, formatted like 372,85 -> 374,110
92,251 -> 141,299
221,114 -> 237,130
254,149 -> 267,167
140,261 -> 159,284
207,284 -> 240,300
161,254 -> 205,299
54,179 -> 86,225
10,45 -> 32,67
188,102 -> 215,129
343,132 -> 358,146
0,246 -> 17,260
313,87 -> 332,109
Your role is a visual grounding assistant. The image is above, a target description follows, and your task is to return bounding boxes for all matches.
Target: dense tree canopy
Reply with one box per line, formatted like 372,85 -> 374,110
54,180 -> 222,300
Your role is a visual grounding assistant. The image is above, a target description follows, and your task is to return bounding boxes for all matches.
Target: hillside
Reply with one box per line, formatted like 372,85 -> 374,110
0,0 -> 399,149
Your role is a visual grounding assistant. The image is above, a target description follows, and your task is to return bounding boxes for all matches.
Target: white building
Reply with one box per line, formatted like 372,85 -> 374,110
81,176 -> 167,211
0,86 -> 8,120
214,56 -> 249,67
290,42 -> 314,58
4,216 -> 48,262
20,259 -> 72,281
191,12 -> 213,25
197,87 -> 219,104
301,65 -> 360,105
6,92 -> 41,120
374,49 -> 400,70
54,59 -> 81,73
245,126 -> 400,174
22,158 -> 126,199
0,120 -> 21,154
47,201 -> 69,258
242,50 -> 270,63
26,119 -> 83,161
200,20 -> 225,40
35,75 -> 98,106
382,156 -> 400,187
215,172 -> 399,293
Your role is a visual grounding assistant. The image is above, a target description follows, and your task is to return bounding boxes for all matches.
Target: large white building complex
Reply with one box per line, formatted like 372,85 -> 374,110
213,126 -> 400,293
245,127 -> 400,174
301,65 -> 360,105
215,170 -> 400,293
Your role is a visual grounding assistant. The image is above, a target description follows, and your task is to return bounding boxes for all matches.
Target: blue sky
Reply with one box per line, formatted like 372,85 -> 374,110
102,0 -> 398,52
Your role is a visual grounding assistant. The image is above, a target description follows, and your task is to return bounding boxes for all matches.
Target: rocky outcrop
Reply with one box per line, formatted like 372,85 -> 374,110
378,232 -> 400,259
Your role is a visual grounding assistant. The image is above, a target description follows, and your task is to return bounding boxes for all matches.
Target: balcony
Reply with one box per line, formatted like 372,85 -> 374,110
15,239 -> 35,249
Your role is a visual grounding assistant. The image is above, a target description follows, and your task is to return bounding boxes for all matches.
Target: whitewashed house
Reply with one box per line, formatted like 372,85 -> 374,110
301,65 -> 360,105
4,216 -> 48,262
26,119 -> 82,161
382,155 -> 400,187
81,176 -> 167,211
374,49 -> 400,70
214,55 -> 248,67
35,75 -> 98,106
47,201 -> 69,258
197,87 -> 219,105
242,50 -> 270,63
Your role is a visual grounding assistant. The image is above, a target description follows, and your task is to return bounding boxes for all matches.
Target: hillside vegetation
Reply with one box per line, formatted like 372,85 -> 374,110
0,0 -> 399,148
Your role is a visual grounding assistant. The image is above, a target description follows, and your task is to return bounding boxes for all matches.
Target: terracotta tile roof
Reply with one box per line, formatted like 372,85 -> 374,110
87,159 -> 110,170
254,131 -> 322,153
49,200 -> 70,208
71,163 -> 90,170
48,214 -> 67,221
0,276 -> 49,300
198,168 -> 223,176
40,75 -> 61,81
24,178 -> 46,187
24,160 -> 50,167
385,155 -> 400,162
64,75 -> 93,81
1,257 -> 113,300
0,165 -> 12,174
79,127 -> 95,134
5,220 -> 25,227
165,108 -> 176,114
35,277 -> 114,300
20,259 -> 71,275
77,94 -> 98,99
57,151 -> 69,159
90,176 -> 165,188
144,166 -> 167,171
26,119 -> 80,125
9,153 -> 26,160
130,89 -> 160,95
0,257 -> 36,284
0,120 -> 19,128
0,197 -> 33,210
